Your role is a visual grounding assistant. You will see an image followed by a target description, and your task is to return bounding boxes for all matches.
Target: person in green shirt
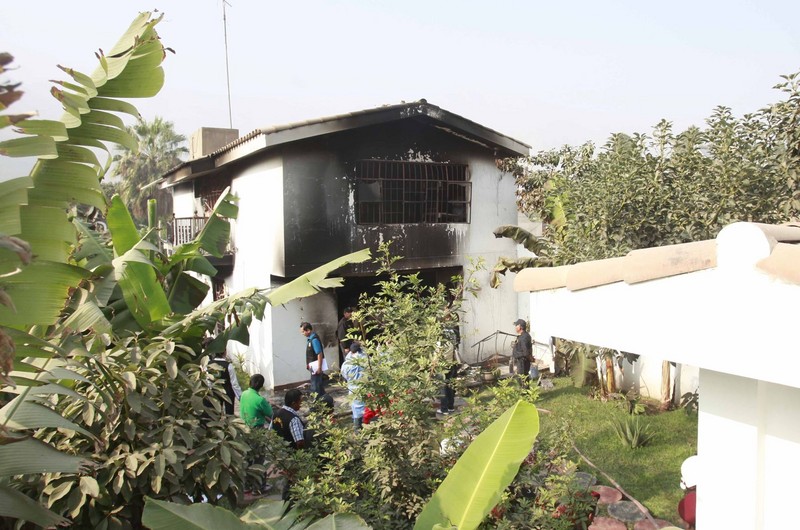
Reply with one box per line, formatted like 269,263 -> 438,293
239,374 -> 273,428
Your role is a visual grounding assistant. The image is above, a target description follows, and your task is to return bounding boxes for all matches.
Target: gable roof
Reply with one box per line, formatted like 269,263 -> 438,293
161,99 -> 530,188
514,222 -> 800,293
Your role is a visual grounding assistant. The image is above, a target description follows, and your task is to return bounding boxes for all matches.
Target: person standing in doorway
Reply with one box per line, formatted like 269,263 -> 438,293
438,319 -> 461,415
209,347 -> 243,416
300,322 -> 325,397
511,318 -> 533,380
336,307 -> 355,366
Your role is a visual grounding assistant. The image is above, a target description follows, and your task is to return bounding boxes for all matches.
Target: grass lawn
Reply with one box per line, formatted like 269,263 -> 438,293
536,376 -> 697,525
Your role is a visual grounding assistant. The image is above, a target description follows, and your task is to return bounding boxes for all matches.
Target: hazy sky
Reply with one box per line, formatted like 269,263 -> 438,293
4,0 -> 800,174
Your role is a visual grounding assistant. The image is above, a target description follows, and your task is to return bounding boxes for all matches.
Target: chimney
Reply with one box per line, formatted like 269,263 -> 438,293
189,127 -> 239,159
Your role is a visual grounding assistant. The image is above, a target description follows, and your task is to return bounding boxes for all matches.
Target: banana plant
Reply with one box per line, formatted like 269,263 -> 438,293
0,14 -> 167,526
414,400 -> 540,530
143,497 -> 372,530
1,13 -> 372,527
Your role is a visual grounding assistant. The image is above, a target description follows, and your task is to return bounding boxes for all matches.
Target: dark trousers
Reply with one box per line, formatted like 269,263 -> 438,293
310,372 -> 325,396
440,364 -> 458,411
513,356 -> 531,378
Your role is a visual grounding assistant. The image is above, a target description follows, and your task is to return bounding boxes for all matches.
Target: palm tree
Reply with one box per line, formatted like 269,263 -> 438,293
114,116 -> 187,224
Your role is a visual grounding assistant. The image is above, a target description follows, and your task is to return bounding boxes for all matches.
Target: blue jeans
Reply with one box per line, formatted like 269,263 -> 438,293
310,372 -> 325,397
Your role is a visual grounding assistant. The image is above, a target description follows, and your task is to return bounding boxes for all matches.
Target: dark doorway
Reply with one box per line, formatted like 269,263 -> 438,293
335,266 -> 463,317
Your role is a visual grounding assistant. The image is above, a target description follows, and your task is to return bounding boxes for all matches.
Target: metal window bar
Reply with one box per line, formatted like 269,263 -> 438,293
356,160 -> 470,224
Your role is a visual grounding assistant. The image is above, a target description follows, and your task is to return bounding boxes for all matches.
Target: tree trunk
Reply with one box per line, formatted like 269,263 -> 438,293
661,360 -> 671,408
605,354 -> 617,393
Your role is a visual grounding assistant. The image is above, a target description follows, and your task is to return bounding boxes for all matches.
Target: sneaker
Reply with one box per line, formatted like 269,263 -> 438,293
436,409 -> 450,415
447,408 -> 456,413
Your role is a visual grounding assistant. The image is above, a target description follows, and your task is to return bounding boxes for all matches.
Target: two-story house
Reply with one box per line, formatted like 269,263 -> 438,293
160,100 -> 530,388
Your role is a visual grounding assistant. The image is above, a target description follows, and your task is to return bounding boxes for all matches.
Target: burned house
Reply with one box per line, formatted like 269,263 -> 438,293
160,100 -> 530,388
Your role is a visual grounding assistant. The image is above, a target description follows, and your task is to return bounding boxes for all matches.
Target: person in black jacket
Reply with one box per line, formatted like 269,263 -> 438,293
511,318 -> 533,379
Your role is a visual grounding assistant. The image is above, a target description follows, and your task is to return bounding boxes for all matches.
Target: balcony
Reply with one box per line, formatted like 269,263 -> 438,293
171,216 -> 207,246
169,216 -> 235,260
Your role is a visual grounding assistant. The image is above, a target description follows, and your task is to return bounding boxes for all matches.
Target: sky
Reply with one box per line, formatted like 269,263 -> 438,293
4,0 -> 800,175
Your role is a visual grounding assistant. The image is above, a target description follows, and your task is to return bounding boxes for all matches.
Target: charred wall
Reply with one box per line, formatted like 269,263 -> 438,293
280,118 -> 500,277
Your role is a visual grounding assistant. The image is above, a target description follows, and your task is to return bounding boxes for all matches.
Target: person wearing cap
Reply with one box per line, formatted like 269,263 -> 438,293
511,318 -> 533,379
340,341 -> 367,430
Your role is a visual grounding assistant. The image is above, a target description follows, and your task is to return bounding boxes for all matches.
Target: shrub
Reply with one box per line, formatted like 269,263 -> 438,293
21,338 -> 258,529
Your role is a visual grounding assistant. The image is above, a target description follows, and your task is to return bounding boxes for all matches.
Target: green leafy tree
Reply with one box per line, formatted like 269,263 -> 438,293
499,72 -> 800,267
114,116 -> 187,224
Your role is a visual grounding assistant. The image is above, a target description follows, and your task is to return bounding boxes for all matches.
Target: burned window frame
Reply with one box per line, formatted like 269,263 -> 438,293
355,160 -> 471,225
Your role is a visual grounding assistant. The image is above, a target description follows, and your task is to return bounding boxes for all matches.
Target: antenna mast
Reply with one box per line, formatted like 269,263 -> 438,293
223,0 -> 233,128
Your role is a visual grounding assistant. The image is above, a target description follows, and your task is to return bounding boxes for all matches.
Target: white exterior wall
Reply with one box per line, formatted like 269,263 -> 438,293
225,157 -> 284,388
698,369 -> 800,529
524,256 -> 799,528
172,185 -> 198,217
271,293 -> 339,387
460,158 -> 519,363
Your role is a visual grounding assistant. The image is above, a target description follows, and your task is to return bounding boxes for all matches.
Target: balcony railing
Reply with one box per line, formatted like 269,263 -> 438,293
169,216 -> 235,256
172,216 -> 208,246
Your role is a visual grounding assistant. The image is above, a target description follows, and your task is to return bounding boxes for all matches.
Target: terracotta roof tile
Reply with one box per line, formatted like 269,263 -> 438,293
514,222 -> 800,293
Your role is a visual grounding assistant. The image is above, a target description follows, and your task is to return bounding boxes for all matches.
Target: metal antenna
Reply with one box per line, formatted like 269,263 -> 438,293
223,0 -> 233,128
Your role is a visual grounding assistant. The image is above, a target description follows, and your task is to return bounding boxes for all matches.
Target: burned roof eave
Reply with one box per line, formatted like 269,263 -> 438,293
160,100 -> 530,188
161,155 -> 222,188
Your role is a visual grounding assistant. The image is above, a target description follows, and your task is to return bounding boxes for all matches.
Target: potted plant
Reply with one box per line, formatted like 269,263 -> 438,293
481,354 -> 502,383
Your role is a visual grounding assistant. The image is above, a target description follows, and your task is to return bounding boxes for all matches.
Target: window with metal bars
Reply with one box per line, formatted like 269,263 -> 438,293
196,175 -> 231,215
355,160 -> 471,224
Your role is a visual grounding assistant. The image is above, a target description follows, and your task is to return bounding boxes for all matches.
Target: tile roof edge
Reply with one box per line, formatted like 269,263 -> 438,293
756,243 -> 800,285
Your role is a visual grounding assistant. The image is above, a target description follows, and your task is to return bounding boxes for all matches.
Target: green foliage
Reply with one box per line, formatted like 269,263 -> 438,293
252,245 -> 481,528
680,389 -> 699,415
414,401 -> 540,530
536,379 -> 695,525
114,116 -> 187,224
609,415 -> 656,449
143,496 -> 372,529
501,71 -> 800,267
19,338 -> 257,529
0,14 -> 372,528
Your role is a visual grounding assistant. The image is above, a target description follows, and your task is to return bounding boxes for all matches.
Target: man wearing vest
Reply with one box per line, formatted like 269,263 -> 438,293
272,389 -> 306,449
300,322 -> 325,397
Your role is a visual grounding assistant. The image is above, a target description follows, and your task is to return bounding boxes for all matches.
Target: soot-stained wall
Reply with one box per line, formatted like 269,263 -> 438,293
280,118 -> 500,277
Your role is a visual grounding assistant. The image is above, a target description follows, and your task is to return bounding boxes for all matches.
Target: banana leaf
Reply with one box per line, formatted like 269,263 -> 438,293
0,484 -> 67,527
266,248 -> 371,306
107,195 -> 170,327
0,438 -> 90,476
414,400 -> 540,530
0,261 -> 89,327
142,497 -> 261,530
191,188 -> 237,258
0,397 -> 93,438
143,497 -> 371,530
